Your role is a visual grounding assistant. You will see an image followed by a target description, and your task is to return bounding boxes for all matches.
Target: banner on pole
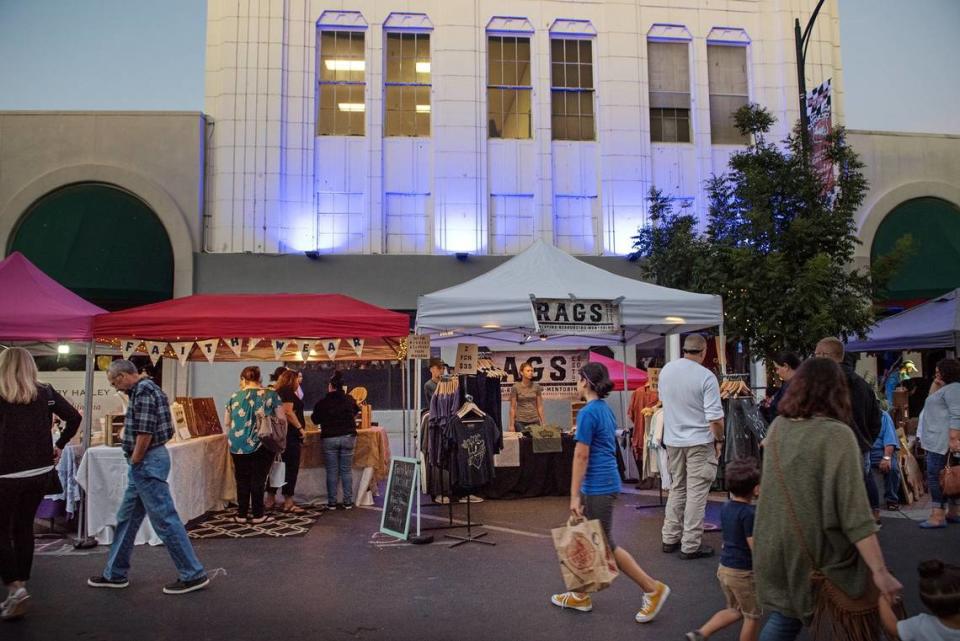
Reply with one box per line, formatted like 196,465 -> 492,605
532,298 -> 622,335
247,338 -> 264,354
806,78 -> 834,197
298,340 -> 314,361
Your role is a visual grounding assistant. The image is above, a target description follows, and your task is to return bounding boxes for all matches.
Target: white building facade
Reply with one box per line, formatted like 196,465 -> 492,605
203,0 -> 845,257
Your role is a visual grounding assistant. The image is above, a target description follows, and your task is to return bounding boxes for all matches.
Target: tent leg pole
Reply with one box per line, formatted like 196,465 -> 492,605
401,359 -> 408,458
75,341 -> 97,549
620,332 -> 629,428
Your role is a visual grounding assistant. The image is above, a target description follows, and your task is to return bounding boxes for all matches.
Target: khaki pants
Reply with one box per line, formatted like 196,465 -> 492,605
661,443 -> 718,553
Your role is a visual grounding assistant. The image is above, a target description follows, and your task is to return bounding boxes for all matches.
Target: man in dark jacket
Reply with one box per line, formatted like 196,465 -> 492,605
814,337 -> 882,452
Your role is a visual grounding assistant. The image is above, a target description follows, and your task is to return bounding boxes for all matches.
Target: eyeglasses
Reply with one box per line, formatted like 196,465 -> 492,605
813,352 -> 830,358
682,349 -> 703,354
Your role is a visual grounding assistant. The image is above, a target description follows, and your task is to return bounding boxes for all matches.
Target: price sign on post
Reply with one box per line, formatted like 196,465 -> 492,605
454,343 -> 479,375
407,334 -> 431,360
647,367 -> 661,391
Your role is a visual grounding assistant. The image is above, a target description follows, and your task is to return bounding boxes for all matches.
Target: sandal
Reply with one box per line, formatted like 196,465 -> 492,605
248,515 -> 274,525
283,505 -> 306,514
232,516 -> 249,524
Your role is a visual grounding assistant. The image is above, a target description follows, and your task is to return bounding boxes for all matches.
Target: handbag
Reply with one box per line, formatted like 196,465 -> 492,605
941,455 -> 960,498
550,516 -> 619,593
770,426 -> 903,640
268,456 -> 286,488
256,407 -> 288,454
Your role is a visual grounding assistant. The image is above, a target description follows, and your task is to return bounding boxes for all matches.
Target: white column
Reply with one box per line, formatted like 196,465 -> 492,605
666,334 -> 681,362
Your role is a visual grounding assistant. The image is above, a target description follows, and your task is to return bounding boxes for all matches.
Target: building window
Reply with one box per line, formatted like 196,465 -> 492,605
317,31 -> 366,136
550,38 -> 594,141
385,32 -> 431,137
487,35 -> 532,139
647,41 -> 691,143
707,44 -> 748,144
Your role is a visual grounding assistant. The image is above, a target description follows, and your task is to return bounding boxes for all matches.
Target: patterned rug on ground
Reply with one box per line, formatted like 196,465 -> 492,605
187,503 -> 326,539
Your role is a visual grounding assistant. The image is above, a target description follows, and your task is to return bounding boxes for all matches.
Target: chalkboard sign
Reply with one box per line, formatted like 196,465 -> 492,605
380,456 -> 419,540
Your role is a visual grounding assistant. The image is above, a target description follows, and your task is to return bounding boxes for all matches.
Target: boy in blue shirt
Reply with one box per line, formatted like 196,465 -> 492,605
686,457 -> 761,641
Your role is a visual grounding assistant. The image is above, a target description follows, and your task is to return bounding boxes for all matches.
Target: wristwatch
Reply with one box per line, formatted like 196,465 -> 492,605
882,456 -> 892,461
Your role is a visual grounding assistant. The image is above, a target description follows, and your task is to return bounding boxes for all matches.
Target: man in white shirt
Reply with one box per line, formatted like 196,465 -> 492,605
658,334 -> 724,559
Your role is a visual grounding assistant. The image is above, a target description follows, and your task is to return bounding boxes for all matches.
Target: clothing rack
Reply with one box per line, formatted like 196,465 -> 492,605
444,396 -> 494,549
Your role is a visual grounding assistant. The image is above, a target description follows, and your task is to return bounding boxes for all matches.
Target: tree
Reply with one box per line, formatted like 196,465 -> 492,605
631,104 -> 911,358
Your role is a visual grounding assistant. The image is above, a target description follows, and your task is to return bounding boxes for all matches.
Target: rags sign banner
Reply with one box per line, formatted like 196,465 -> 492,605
491,350 -> 588,399
806,78 -> 834,197
532,298 -> 622,335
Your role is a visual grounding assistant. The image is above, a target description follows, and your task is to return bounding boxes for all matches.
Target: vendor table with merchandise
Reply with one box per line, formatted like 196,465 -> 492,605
481,432 -> 576,499
77,434 -> 236,546
296,426 -> 391,505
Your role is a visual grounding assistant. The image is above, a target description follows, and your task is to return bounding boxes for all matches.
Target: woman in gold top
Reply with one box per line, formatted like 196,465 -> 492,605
509,360 -> 545,433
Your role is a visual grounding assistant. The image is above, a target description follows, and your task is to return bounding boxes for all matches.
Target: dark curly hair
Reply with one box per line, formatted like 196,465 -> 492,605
936,358 -> 960,385
918,559 -> 960,617
725,457 -> 761,499
579,362 -> 613,399
777,358 -> 852,426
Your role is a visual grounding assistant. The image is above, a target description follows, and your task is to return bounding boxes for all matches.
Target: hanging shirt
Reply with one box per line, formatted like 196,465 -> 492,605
445,414 -> 501,492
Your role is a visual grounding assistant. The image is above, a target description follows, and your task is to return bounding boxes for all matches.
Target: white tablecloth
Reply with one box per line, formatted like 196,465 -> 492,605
77,435 -> 235,546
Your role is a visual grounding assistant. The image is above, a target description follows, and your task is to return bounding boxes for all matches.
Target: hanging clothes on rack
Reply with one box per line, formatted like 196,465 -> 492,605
424,377 -> 461,499
628,385 -> 660,461
459,370 -> 504,431
444,404 -> 502,496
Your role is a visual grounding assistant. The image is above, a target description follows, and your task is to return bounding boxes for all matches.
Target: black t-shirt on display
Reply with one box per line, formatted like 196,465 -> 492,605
445,415 -> 502,493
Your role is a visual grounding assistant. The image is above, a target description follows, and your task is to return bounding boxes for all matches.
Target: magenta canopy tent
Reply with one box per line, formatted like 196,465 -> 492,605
0,252 -> 106,341
588,351 -> 649,391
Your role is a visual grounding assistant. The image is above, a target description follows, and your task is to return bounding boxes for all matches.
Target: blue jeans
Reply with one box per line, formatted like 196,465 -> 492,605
866,453 -> 901,508
926,451 -> 960,509
759,611 -> 803,641
322,435 -> 356,505
102,446 -> 206,582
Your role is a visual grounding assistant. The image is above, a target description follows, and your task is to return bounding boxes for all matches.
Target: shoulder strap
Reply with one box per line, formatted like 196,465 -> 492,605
769,424 -> 818,569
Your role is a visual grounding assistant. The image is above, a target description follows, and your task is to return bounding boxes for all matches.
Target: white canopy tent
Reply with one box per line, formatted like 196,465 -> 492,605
416,240 -> 723,346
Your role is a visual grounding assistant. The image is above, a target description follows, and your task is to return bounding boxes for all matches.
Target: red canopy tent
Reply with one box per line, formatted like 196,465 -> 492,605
589,351 -> 648,391
0,252 -> 106,341
93,293 -> 411,361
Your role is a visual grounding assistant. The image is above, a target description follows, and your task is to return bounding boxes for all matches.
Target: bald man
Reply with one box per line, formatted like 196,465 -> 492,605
813,337 -> 882,453
658,334 -> 725,559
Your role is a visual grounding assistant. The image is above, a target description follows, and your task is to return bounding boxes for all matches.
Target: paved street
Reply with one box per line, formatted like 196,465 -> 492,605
5,491 -> 957,641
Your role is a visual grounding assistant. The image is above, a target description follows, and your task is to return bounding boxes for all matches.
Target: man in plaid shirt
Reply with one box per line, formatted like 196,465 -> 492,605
88,360 -> 209,595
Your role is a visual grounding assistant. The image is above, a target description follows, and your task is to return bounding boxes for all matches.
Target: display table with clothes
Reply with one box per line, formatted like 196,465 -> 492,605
36,442 -> 83,520
296,426 -> 391,506
481,433 -> 576,499
77,434 -> 236,546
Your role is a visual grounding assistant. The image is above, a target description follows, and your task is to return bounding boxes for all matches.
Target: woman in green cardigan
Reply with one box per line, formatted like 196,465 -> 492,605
753,358 -> 902,641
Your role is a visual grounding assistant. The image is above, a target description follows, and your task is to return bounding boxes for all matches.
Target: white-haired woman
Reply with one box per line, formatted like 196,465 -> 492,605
0,347 -> 81,620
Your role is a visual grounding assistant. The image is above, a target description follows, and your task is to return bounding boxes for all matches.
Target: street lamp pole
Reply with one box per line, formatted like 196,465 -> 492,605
795,0 -> 828,157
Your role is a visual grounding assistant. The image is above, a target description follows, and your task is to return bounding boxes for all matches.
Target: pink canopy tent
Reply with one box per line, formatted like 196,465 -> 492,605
588,351 -> 648,391
0,252 -> 106,341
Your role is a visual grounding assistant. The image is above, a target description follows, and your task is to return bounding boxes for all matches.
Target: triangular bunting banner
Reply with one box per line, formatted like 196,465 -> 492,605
121,339 -> 141,360
273,339 -> 292,361
198,338 -> 219,364
246,338 -> 264,354
349,338 -> 364,357
226,337 -> 244,358
145,341 -> 167,365
322,339 -> 340,361
298,340 -> 314,361
171,342 -> 194,366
